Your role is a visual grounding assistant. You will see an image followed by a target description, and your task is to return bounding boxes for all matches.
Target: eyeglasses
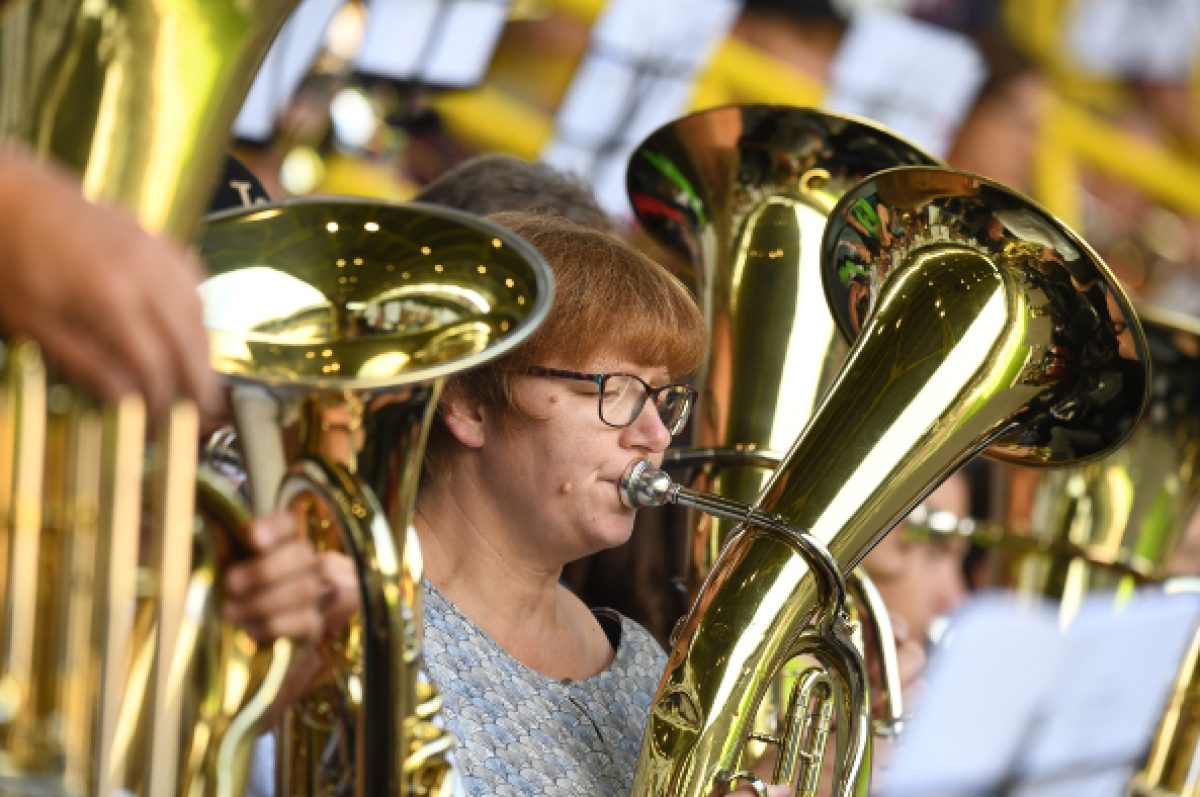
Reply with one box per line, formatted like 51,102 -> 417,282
902,503 -> 979,543
522,366 -> 696,436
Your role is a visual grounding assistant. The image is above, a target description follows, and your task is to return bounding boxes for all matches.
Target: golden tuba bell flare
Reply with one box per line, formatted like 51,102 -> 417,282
627,165 -> 1149,797
196,198 -> 554,797
626,105 -> 941,595
626,104 -> 941,759
0,2 -> 298,795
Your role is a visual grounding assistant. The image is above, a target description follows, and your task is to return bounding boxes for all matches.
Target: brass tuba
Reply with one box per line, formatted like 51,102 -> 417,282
0,2 -> 298,795
626,105 -> 941,594
625,104 -> 940,764
195,198 -> 554,797
626,165 -> 1149,796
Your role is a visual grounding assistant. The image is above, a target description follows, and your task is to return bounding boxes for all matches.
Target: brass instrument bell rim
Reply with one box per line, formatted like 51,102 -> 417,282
197,196 -> 555,391
818,164 -> 1151,466
818,164 -> 1145,349
624,103 -> 943,259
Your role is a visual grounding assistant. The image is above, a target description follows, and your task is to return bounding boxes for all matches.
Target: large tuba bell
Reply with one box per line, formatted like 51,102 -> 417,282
626,105 -> 941,594
195,198 -> 554,797
625,165 -> 1149,796
0,2 -> 298,795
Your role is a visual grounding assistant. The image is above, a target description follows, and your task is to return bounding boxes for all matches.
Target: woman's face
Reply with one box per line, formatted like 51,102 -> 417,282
863,475 -> 970,644
476,353 -> 675,564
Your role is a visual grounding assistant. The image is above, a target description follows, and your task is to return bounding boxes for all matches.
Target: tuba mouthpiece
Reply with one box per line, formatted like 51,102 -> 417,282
620,458 -> 674,509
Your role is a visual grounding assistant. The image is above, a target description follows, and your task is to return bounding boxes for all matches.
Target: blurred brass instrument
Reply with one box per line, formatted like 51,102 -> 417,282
0,2 -> 298,795
985,307 -> 1200,610
973,307 -> 1200,797
1139,577 -> 1200,797
625,165 -> 1150,796
196,198 -> 554,797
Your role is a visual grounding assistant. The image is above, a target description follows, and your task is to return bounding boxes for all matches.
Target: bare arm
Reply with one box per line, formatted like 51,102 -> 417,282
0,142 -> 219,415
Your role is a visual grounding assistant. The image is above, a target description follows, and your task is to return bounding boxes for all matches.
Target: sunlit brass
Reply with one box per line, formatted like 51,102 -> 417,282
627,104 -> 941,594
619,459 -> 898,793
1135,578 -> 1200,797
982,307 -> 1200,617
970,307 -> 1200,796
0,2 -> 297,795
629,165 -> 1149,796
196,198 -> 554,797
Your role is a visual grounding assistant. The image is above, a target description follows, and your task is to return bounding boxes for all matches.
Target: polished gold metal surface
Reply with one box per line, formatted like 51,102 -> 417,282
1135,579 -> 1200,797
626,106 -> 935,795
971,306 -> 1200,796
0,2 -> 298,795
618,460 -> 892,795
630,165 -> 1148,797
627,104 -> 941,593
982,307 -> 1200,619
196,197 -> 554,797
0,0 -> 295,233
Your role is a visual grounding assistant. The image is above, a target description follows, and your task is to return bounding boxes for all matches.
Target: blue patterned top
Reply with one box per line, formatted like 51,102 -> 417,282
423,583 -> 666,796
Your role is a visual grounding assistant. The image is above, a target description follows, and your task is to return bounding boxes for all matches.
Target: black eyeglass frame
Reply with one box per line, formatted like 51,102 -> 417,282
522,365 -> 696,435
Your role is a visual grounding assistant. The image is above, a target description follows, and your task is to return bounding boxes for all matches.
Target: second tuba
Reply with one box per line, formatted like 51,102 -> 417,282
196,198 -> 554,797
627,165 -> 1149,796
626,104 -> 941,595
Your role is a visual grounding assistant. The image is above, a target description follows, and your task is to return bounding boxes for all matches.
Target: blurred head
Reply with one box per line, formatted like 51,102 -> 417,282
864,473 -> 971,643
947,31 -> 1047,193
415,154 -> 616,231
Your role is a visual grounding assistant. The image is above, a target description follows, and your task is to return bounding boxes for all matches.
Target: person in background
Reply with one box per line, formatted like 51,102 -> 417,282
415,152 -> 618,232
308,210 -> 801,795
864,472 -> 972,652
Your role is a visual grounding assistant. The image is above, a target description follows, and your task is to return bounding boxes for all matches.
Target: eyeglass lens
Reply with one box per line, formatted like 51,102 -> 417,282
600,375 -> 691,433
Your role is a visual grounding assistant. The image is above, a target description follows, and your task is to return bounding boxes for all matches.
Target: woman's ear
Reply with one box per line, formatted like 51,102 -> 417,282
439,390 -> 488,449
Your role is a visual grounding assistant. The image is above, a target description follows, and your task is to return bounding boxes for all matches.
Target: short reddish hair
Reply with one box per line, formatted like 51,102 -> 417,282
423,211 -> 705,476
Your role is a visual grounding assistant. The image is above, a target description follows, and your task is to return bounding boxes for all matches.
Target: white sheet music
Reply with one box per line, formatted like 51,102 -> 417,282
882,590 -> 1200,797
1066,0 -> 1200,81
355,0 -> 510,88
823,9 -> 985,159
233,0 -> 346,142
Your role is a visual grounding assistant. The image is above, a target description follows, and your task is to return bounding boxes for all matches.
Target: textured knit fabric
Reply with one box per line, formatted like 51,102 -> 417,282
423,582 -> 666,796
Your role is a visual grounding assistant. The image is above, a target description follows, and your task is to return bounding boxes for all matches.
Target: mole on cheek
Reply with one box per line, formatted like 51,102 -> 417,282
548,395 -> 560,405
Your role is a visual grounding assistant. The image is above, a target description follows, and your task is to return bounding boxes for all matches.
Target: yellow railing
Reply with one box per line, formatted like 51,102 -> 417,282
430,0 -> 1200,225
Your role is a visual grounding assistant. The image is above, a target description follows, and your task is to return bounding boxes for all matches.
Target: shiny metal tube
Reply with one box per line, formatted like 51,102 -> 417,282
627,105 -> 941,596
630,166 -> 1149,797
196,198 -> 555,797
0,3 -> 298,794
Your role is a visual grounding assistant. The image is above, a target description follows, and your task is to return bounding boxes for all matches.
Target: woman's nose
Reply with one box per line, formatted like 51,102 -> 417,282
624,401 -> 672,452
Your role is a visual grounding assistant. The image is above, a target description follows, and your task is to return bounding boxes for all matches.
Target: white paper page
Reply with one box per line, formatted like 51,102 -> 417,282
355,0 -> 509,87
234,0 -> 345,142
1066,0 -> 1200,81
1018,591 -> 1200,784
540,0 -> 741,219
823,9 -> 985,159
882,595 -> 1065,796
882,590 -> 1200,797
